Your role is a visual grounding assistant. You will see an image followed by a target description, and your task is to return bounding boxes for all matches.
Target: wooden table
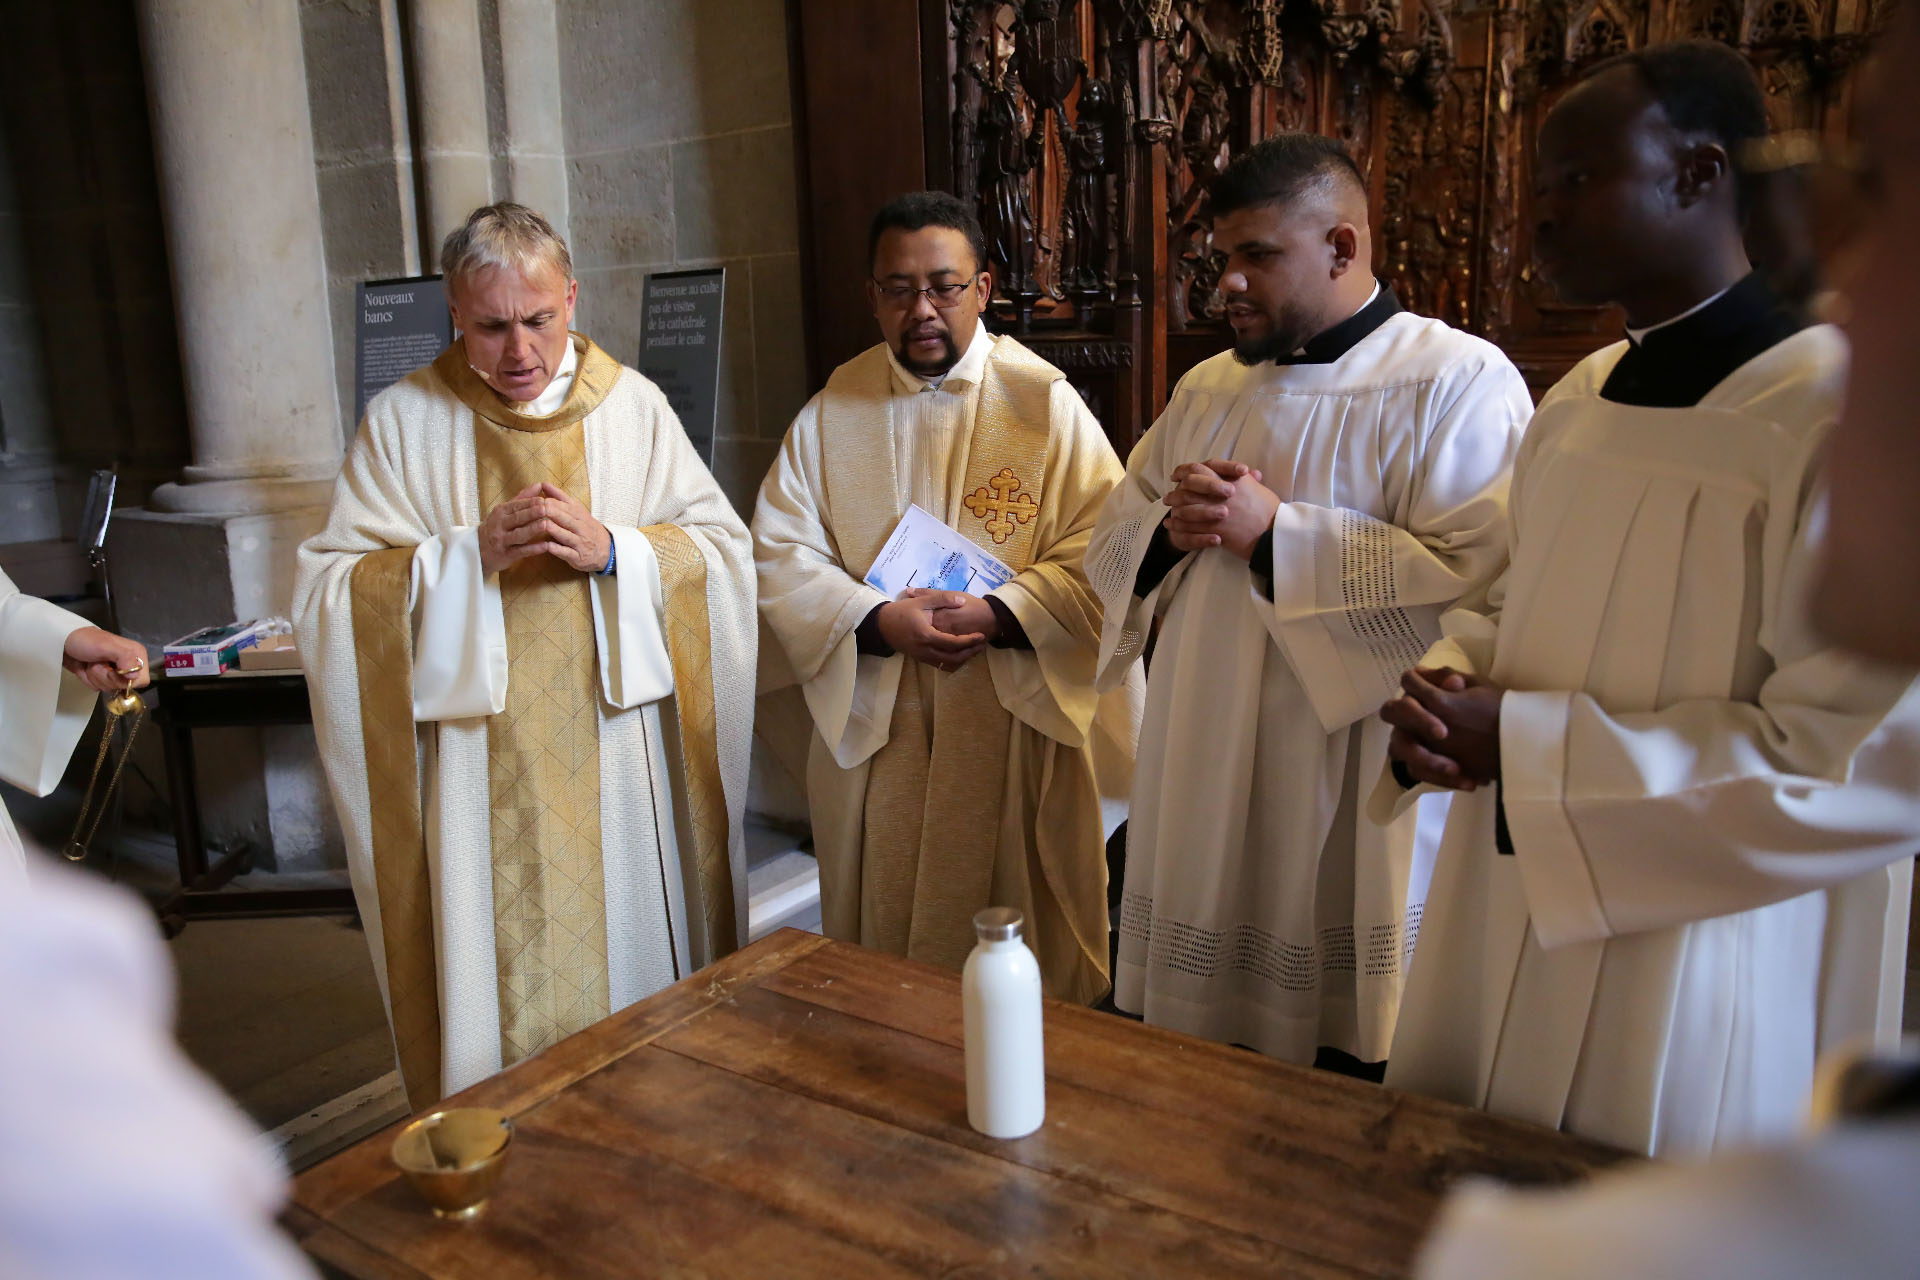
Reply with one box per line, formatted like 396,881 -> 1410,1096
150,670 -> 356,934
289,930 -> 1631,1278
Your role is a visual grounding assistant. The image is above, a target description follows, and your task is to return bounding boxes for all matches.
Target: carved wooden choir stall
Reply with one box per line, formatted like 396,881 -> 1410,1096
791,0 -> 1889,452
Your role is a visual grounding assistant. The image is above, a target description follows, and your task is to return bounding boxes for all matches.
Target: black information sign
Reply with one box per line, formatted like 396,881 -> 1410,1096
355,274 -> 452,424
636,267 -> 726,464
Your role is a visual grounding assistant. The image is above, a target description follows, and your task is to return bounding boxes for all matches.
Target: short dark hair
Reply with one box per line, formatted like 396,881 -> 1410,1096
1586,40 -> 1769,160
868,191 -> 989,276
1207,133 -> 1365,220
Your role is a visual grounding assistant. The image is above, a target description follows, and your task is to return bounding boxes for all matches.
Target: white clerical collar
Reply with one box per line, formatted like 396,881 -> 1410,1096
886,322 -> 994,397
1626,285 -> 1733,345
508,336 -> 580,418
1290,282 -> 1380,358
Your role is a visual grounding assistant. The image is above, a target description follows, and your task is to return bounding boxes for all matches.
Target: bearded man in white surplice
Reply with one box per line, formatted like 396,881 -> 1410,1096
754,192 -> 1142,1004
296,204 -> 754,1111
1086,136 -> 1531,1072
1379,45 -> 1920,1157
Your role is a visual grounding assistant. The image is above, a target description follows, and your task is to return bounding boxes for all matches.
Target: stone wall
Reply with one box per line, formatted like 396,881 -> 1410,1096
0,3 -> 190,547
0,118 -> 58,544
557,0 -> 808,515
301,0 -> 421,447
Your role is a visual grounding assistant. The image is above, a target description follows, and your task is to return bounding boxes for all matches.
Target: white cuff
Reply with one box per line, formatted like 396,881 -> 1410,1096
804,634 -> 902,770
1500,689 -> 1611,947
985,579 -> 1095,747
0,594 -> 94,796
588,526 -> 674,709
409,529 -> 507,721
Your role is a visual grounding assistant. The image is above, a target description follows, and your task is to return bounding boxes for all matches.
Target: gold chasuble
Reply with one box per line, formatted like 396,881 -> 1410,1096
473,401 -> 611,1061
757,334 -> 1136,1005
304,333 -> 752,1113
832,343 -> 1053,971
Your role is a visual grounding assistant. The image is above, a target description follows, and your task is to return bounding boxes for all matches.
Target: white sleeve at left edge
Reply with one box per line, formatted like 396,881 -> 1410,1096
0,585 -> 95,797
587,525 -> 675,710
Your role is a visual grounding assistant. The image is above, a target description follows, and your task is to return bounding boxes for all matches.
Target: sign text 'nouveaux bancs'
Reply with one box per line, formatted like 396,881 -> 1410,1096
354,275 -> 453,425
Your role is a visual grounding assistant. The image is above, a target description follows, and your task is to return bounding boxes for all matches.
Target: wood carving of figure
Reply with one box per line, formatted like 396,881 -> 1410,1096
1063,79 -> 1112,298
976,65 -> 1038,298
1382,204 -> 1416,305
1181,77 -> 1232,182
1436,171 -> 1475,328
1016,0 -> 1083,117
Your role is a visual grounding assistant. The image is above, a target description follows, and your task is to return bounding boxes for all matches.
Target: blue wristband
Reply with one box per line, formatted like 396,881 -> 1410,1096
599,539 -> 616,576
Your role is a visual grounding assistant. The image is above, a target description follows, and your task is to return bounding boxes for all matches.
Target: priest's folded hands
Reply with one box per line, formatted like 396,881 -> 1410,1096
477,480 -> 612,574
877,588 -> 989,669
1160,457 -> 1280,559
1380,667 -> 1502,791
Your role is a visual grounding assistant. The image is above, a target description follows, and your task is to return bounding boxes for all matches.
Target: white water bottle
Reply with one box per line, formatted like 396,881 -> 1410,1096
962,906 -> 1045,1138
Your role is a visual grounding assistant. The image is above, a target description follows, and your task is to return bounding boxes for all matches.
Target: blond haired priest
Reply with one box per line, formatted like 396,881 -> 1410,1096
754,192 -> 1142,1003
296,204 -> 754,1111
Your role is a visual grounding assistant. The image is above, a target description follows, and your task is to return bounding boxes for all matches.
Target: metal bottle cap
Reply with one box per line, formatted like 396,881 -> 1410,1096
973,907 -> 1024,942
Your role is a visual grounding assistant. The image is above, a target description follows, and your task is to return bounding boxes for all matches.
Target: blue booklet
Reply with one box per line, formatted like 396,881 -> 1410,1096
863,504 -> 1015,598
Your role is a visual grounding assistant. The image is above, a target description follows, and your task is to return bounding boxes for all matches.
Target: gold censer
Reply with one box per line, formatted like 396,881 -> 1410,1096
63,678 -> 148,862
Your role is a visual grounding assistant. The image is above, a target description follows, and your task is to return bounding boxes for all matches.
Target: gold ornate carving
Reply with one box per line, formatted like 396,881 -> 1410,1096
936,0 -> 1879,432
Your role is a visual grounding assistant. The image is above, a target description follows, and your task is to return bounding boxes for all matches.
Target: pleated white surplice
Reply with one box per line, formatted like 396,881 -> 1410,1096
1088,313 -> 1531,1062
1383,326 -> 1920,1156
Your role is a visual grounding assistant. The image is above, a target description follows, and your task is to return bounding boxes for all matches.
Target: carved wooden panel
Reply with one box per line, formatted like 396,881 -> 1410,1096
792,0 -> 1887,452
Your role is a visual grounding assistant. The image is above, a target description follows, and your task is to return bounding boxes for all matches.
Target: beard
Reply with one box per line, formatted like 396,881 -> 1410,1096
894,327 -> 961,378
1228,298 -> 1322,367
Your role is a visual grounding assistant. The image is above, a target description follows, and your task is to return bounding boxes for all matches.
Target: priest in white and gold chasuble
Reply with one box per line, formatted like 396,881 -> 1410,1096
296,205 -> 753,1111
754,195 -> 1144,1004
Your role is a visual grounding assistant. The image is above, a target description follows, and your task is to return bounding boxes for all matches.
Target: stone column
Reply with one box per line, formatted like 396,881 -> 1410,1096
408,0 -> 494,250
135,0 -> 343,518
114,1 -> 358,877
497,0 -> 571,241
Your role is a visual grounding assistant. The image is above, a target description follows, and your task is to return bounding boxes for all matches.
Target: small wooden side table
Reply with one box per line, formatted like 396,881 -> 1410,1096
150,669 -> 357,934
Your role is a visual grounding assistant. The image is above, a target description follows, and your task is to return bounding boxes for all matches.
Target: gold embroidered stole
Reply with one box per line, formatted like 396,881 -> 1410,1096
474,417 -> 610,1063
349,549 -> 442,1113
440,337 -> 624,1066
638,524 -> 738,960
819,336 -> 1060,972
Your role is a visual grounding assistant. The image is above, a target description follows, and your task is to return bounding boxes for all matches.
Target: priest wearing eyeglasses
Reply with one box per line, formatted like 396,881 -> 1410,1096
753,191 -> 1143,1003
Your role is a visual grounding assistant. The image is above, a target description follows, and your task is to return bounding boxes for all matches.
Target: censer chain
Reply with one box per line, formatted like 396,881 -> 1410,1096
63,688 -> 146,863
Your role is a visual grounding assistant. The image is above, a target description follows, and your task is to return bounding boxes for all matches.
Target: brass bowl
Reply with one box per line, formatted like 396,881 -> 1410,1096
390,1107 -> 514,1220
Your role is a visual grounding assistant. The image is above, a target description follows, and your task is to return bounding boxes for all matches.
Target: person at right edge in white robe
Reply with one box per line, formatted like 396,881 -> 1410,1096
1378,41 -> 1920,1161
1085,134 -> 1530,1071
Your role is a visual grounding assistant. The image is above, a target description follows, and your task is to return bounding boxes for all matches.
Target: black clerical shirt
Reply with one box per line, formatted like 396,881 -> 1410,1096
1389,270 -> 1812,847
1133,282 -> 1407,601
1599,271 -> 1808,409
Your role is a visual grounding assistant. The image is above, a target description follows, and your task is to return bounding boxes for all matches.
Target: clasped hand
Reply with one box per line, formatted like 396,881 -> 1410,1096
478,482 -> 612,575
878,587 -> 998,671
1162,458 -> 1280,560
1379,667 -> 1506,791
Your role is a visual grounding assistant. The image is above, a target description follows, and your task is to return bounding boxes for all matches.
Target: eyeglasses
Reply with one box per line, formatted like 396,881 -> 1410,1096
871,275 -> 981,309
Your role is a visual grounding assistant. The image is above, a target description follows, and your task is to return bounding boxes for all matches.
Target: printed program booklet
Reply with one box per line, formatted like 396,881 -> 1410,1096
863,504 -> 1015,598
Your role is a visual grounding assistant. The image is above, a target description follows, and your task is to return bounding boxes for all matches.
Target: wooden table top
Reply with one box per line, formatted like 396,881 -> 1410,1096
289,929 -> 1631,1278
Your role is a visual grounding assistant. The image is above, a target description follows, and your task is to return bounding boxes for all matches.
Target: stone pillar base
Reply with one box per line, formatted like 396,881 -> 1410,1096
148,474 -> 337,516
104,504 -> 344,874
105,505 -> 326,645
